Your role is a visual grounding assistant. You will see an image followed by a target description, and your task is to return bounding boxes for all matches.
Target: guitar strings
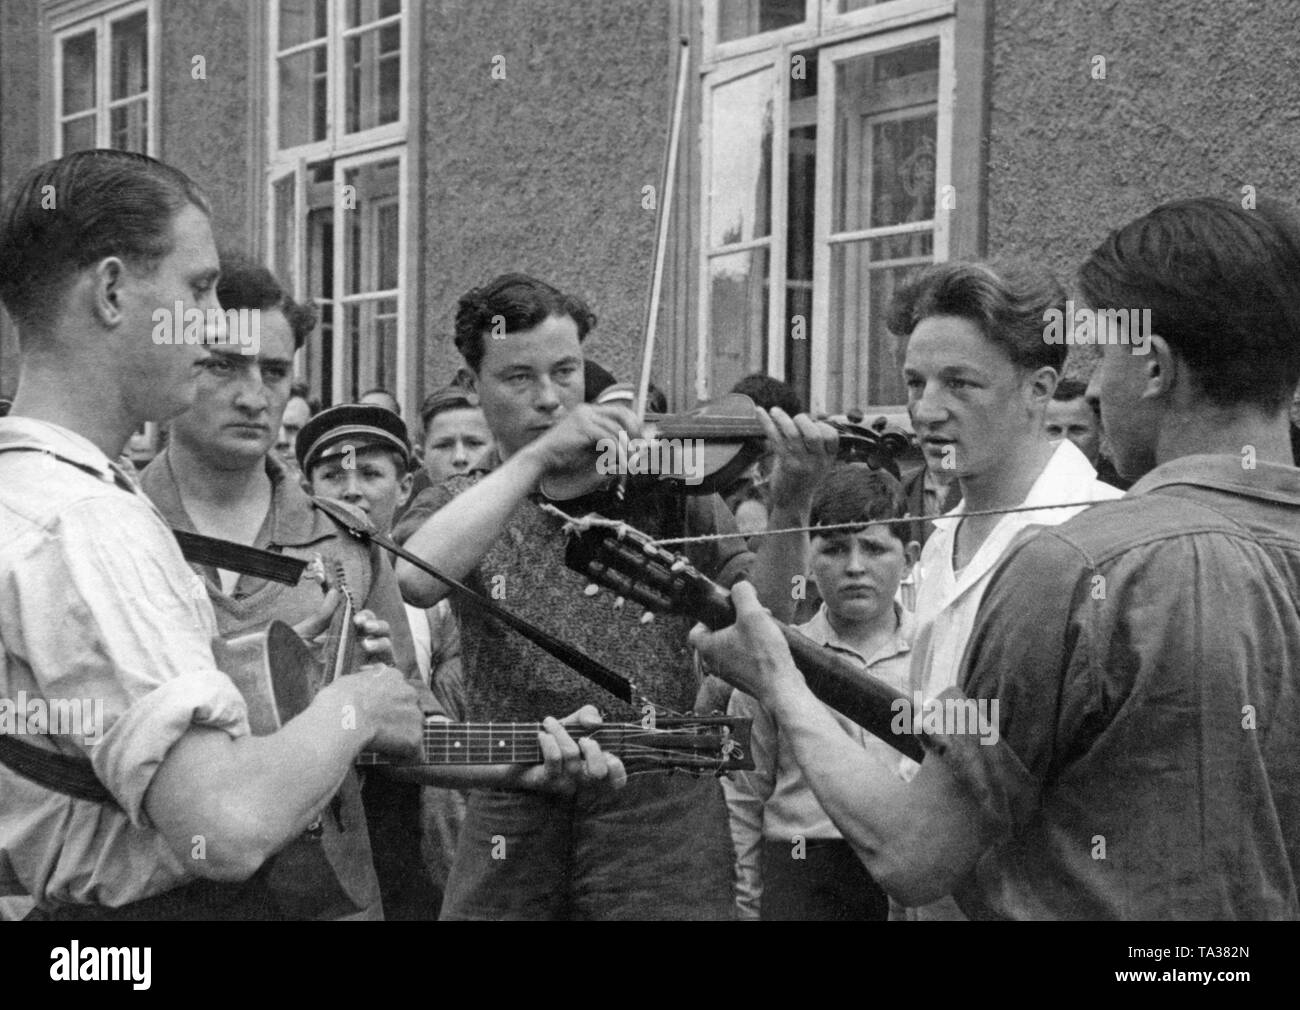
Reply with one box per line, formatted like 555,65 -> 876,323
542,498 -> 1111,549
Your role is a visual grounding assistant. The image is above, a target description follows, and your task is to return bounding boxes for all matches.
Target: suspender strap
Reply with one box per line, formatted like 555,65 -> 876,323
0,443 -> 306,584
0,735 -> 117,806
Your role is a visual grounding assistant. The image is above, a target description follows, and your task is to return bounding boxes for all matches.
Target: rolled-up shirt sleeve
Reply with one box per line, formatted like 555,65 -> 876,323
6,495 -> 249,827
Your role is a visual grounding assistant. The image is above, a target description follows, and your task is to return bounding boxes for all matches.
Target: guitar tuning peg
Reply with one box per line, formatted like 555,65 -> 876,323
613,596 -> 625,610
583,582 -> 601,597
639,611 -> 655,625
669,559 -> 687,573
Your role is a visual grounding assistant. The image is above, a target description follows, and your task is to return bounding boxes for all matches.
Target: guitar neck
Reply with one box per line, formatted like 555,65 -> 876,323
357,722 -> 590,766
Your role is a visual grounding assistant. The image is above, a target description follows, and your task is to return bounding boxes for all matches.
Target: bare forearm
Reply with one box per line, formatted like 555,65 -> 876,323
397,449 -> 546,606
146,679 -> 380,878
750,502 -> 811,623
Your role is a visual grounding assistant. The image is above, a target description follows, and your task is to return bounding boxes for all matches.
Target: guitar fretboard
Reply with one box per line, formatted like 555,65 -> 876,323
357,722 -> 586,766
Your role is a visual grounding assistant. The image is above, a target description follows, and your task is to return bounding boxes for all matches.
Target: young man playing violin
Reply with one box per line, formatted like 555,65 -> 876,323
396,272 -> 837,920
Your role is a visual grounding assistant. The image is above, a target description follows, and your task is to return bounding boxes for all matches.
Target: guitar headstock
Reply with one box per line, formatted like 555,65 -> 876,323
589,716 -> 754,776
559,515 -> 734,632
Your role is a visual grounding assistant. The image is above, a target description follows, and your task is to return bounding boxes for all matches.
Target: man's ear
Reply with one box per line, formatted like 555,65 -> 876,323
904,539 -> 922,571
1025,365 -> 1059,407
1142,334 -> 1176,402
397,469 -> 414,508
299,472 -> 315,498
455,366 -> 479,404
91,257 -> 128,327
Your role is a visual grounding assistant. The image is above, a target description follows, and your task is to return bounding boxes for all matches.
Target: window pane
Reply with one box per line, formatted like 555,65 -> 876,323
272,175 -> 297,292
718,0 -> 805,43
278,46 -> 328,148
345,25 -> 402,133
62,114 -> 97,154
840,0 -> 889,11
279,0 -> 328,50
307,209 -> 334,401
828,233 -> 932,409
110,99 -> 148,153
709,248 -> 770,399
343,297 -> 398,400
709,70 -> 773,248
342,159 -> 401,296
111,11 -> 148,99
832,40 -> 939,233
61,31 -> 96,115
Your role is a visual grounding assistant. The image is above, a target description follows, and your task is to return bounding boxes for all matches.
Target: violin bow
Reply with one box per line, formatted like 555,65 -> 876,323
634,36 -> 690,423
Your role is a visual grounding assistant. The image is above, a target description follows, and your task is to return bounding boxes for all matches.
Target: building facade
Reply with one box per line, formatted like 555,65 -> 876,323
2,0 -> 1298,424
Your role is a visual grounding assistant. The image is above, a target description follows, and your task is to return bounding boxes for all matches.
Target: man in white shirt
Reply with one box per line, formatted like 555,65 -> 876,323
889,260 -> 1121,918
895,261 -> 1123,708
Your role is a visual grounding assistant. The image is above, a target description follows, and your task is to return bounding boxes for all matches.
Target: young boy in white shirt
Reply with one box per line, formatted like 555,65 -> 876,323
725,464 -> 917,920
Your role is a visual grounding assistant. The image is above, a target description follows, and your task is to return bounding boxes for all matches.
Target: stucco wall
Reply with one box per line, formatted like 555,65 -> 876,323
418,0 -> 675,391
157,0 -> 255,253
0,0 -> 41,397
986,0 -> 1300,378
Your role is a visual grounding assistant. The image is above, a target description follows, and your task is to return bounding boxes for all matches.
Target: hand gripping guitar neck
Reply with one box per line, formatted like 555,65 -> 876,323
552,510 -> 927,763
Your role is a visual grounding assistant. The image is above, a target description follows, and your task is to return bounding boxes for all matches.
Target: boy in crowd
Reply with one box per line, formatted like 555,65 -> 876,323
295,402 -> 466,904
725,464 -> 917,920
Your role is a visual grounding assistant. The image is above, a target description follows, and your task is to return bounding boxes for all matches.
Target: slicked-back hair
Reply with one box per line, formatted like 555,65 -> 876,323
887,260 -> 1068,374
454,273 -> 596,373
810,463 -> 910,544
0,149 -> 210,333
1080,196 -> 1300,413
216,251 -> 317,350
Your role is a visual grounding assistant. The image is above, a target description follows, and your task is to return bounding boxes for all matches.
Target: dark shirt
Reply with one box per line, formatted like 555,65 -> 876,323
394,474 -> 753,721
929,454 -> 1300,919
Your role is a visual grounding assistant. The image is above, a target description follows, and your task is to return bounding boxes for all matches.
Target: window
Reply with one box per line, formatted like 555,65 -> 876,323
268,0 -> 409,408
699,0 -> 975,415
53,2 -> 154,156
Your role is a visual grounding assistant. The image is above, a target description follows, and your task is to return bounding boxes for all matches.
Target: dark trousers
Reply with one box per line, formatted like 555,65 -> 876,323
759,838 -> 888,921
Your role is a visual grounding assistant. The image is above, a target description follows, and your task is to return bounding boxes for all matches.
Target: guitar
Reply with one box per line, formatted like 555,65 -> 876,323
263,617 -> 753,777
552,513 -> 927,763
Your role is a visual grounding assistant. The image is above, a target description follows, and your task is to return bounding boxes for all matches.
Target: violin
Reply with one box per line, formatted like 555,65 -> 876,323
543,390 -> 913,501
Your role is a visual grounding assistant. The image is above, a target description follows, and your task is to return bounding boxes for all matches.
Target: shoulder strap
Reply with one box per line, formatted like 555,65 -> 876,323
0,736 -> 117,807
0,443 -> 306,584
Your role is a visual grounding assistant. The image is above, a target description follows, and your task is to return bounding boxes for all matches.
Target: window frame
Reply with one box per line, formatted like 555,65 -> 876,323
265,0 -> 416,411
50,0 -> 158,158
697,0 -> 966,414
267,0 -> 409,165
810,18 -> 954,414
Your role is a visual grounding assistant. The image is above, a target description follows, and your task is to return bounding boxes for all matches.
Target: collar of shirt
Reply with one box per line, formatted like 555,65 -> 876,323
1128,452 -> 1300,505
145,445 -> 329,547
922,439 -> 1121,600
0,416 -> 129,489
796,602 -> 914,668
